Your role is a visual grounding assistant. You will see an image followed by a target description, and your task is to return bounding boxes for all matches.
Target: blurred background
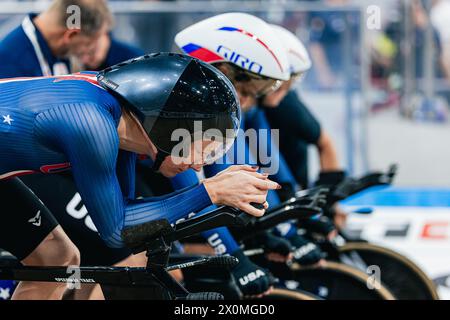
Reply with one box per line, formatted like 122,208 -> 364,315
1,0 -> 450,296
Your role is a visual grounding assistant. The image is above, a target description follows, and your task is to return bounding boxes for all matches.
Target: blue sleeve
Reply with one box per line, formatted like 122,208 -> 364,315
36,103 -> 213,248
35,103 -> 126,247
169,169 -> 240,255
116,150 -> 137,200
124,184 -> 212,227
202,225 -> 240,255
170,169 -> 199,190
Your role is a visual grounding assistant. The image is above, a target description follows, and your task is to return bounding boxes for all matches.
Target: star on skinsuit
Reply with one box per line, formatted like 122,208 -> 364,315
2,115 -> 13,125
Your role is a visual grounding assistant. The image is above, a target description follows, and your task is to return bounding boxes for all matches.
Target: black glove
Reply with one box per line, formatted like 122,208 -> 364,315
299,216 -> 336,237
231,250 -> 274,296
289,234 -> 325,266
247,231 -> 293,257
314,170 -> 346,187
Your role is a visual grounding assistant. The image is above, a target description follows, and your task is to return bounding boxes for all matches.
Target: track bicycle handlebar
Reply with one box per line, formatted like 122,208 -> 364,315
122,205 -> 255,254
297,164 -> 398,209
332,164 -> 397,203
230,191 -> 326,241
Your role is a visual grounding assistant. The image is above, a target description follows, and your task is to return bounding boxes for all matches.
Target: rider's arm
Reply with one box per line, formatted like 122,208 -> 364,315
308,14 -> 336,87
170,169 -> 241,255
116,150 -> 137,200
316,131 -> 340,171
37,103 -> 212,248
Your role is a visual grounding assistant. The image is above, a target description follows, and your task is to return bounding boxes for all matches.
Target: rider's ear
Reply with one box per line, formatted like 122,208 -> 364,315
214,63 -> 231,77
63,28 -> 81,42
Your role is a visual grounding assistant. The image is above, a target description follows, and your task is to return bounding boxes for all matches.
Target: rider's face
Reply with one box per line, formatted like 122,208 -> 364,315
216,64 -> 281,111
234,82 -> 258,111
158,140 -> 218,178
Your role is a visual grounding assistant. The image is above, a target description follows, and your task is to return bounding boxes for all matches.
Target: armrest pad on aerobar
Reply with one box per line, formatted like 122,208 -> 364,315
121,207 -> 253,252
167,206 -> 252,243
121,219 -> 174,252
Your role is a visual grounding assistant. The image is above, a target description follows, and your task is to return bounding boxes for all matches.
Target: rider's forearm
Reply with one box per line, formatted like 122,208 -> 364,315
317,132 -> 340,171
201,225 -> 240,255
124,183 -> 212,228
169,170 -> 241,255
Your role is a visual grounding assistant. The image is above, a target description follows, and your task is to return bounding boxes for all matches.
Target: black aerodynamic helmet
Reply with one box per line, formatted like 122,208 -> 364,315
97,53 -> 241,164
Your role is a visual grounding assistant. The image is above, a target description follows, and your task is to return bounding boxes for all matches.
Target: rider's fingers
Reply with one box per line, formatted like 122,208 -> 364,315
239,170 -> 269,179
247,187 -> 268,196
228,165 -> 259,173
252,177 -> 281,191
241,202 -> 265,217
247,195 -> 267,205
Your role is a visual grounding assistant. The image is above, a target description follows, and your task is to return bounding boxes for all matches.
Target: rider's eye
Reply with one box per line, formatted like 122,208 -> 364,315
234,73 -> 251,83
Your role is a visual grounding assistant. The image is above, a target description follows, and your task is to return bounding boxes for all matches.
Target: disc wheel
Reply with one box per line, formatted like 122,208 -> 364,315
290,261 -> 396,300
339,242 -> 439,300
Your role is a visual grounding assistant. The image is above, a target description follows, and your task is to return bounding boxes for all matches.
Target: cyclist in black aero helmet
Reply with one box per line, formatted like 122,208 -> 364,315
0,53 -> 279,299
97,52 -> 241,174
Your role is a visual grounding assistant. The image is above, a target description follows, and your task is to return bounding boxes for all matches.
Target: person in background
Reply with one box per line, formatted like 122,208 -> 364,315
429,0 -> 450,82
71,32 -> 144,71
256,25 -> 346,231
0,0 -> 111,78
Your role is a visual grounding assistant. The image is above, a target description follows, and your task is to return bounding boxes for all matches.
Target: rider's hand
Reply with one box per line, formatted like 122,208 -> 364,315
289,234 -> 325,267
300,216 -> 337,240
248,231 -> 293,263
203,165 -> 280,217
231,250 -> 274,298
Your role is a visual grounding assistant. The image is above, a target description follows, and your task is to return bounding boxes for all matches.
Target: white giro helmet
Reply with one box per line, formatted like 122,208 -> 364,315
175,12 -> 290,81
270,24 -> 312,76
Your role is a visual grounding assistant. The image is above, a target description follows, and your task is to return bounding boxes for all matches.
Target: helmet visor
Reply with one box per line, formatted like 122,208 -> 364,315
142,111 -> 240,164
229,66 -> 282,98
